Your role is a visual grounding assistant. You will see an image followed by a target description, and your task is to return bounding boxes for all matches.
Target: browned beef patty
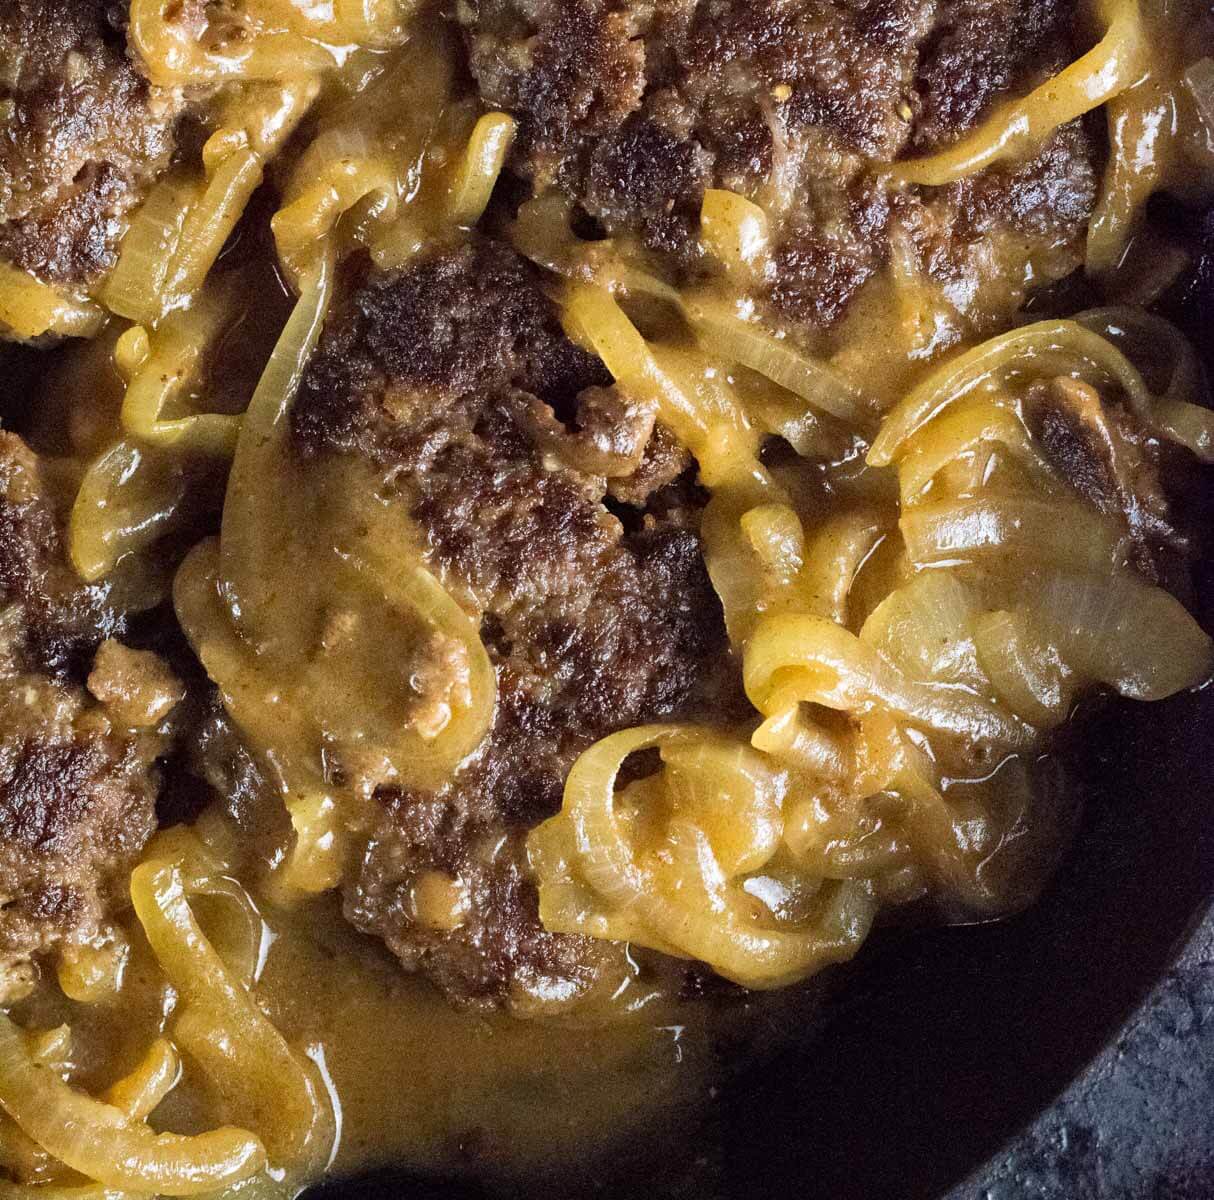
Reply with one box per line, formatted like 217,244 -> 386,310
292,240 -> 738,1009
458,0 -> 1095,328
0,0 -> 180,285
0,433 -> 160,988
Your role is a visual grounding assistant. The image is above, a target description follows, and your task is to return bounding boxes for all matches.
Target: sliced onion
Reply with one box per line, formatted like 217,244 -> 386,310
700,189 -> 770,278
751,702 -> 850,780
69,439 -> 189,582
859,569 -> 986,688
894,0 -> 1146,185
1020,570 -> 1213,700
801,510 -> 885,626
120,291 -> 241,455
103,169 -> 199,325
682,294 -> 871,426
164,147 -> 264,308
972,609 -> 1073,727
869,319 -> 1154,467
102,1038 -> 181,1121
0,1185 -> 142,1200
332,0 -> 414,46
0,1012 -> 264,1195
0,263 -> 104,341
1076,307 -> 1214,461
129,0 -> 337,86
896,398 -> 1039,505
559,726 -> 877,987
272,157 -> 397,283
743,612 -> 1029,747
220,260 -> 333,616
130,859 -> 332,1169
527,810 -> 685,955
899,497 -> 1125,573
447,112 -> 516,227
661,737 -> 786,876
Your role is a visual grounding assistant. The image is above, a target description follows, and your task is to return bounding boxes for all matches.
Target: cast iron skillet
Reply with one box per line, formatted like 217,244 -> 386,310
1,211 -> 1208,1200
303,206 -> 1214,1200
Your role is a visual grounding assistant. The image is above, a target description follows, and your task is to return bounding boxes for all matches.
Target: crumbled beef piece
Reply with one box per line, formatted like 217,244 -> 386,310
0,0 -> 182,286
0,432 -> 120,681
87,638 -> 184,729
458,0 -> 1093,330
889,118 -> 1099,302
943,119 -> 1099,244
607,422 -> 694,508
0,434 -> 159,984
0,676 -> 159,972
293,240 -> 738,1009
1024,378 -> 1185,582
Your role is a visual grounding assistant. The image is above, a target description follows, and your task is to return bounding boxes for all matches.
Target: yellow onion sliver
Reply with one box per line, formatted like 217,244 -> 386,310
0,1185 -> 142,1200
448,112 -> 517,227
896,399 -> 1040,506
893,0 -> 1146,185
563,725 -> 877,987
660,736 -> 786,876
130,859 -> 332,1168
1022,570 -> 1214,701
0,262 -> 104,341
1076,307 -> 1214,462
102,1038 -> 181,1120
220,257 -> 333,617
69,439 -> 189,583
0,1013 -> 264,1196
859,569 -> 986,687
683,295 -> 870,426
869,319 -> 1154,467
700,188 -> 770,278
899,497 -> 1124,574
743,612 -> 1029,746
972,609 -> 1072,727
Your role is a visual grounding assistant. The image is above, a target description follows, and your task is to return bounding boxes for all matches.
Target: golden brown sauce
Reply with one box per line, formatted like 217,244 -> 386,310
2,4 -> 1214,1195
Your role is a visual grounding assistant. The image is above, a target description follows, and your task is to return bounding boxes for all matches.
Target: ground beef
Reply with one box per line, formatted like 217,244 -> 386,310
0,434 -> 160,988
293,240 -> 737,1009
458,0 -> 1094,330
1024,378 -> 1187,584
0,0 -> 181,285
912,0 -> 1071,150
0,433 -> 120,682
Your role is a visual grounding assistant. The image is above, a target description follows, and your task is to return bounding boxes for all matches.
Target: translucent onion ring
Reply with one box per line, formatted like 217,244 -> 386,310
743,613 -> 1031,746
0,1013 -> 265,1196
869,319 -> 1155,467
563,725 -> 878,988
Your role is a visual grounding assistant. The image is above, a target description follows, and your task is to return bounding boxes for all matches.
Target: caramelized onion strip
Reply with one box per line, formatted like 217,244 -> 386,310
868,319 -> 1154,466
130,858 -> 331,1169
743,613 -> 1030,746
0,1013 -> 265,1196
538,726 -> 877,988
0,264 -> 104,342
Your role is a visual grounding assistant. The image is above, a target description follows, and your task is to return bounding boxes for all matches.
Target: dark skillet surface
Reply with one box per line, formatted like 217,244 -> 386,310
954,915 -> 1214,1199
305,210 -> 1214,1200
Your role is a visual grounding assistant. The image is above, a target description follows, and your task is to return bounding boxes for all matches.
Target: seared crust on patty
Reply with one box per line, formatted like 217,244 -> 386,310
293,241 -> 737,1009
0,0 -> 181,285
0,434 -> 160,984
459,0 -> 1095,329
